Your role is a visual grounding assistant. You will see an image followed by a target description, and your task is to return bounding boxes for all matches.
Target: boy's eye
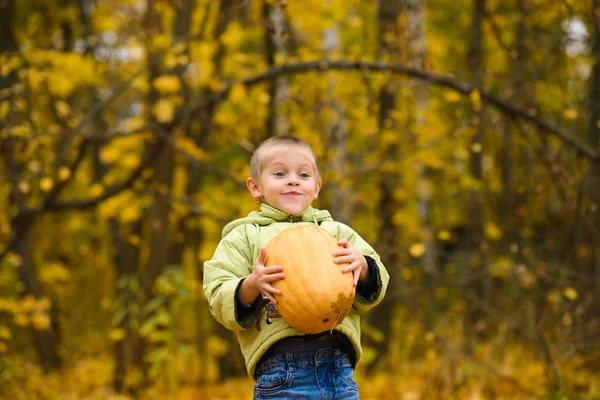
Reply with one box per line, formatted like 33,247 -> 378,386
299,173 -> 310,178
274,172 -> 285,177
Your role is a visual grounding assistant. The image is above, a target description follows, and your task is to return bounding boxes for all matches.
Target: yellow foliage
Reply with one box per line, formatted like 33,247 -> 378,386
563,287 -> 578,300
120,116 -> 147,133
444,91 -> 462,102
563,108 -> 578,119
409,243 -> 426,258
153,99 -> 175,123
6,252 -> 23,267
176,137 -> 209,161
0,100 -> 9,119
0,325 -> 12,340
58,166 -> 71,181
31,312 -> 51,330
490,257 -> 512,278
206,335 -> 229,357
39,177 -> 53,192
40,262 -> 71,284
55,100 -> 71,118
120,204 -> 141,223
153,75 -> 181,94
547,289 -> 561,304
470,89 -> 481,111
437,230 -> 451,241
484,222 -> 502,240
221,22 -> 245,48
228,83 -> 247,102
14,313 -> 29,326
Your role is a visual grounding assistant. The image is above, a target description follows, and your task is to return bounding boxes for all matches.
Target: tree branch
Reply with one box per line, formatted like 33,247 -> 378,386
1,137 -> 89,261
203,59 -> 599,161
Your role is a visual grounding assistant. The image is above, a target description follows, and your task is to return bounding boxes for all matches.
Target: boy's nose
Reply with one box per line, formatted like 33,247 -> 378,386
287,178 -> 299,186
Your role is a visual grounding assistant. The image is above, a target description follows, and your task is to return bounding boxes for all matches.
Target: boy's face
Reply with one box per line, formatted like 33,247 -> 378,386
246,147 -> 322,215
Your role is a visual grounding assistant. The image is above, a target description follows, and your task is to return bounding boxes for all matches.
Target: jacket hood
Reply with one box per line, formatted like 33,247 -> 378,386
222,203 -> 333,238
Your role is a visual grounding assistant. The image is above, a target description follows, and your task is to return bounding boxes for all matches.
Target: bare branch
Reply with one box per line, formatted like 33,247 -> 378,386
202,59 -> 598,161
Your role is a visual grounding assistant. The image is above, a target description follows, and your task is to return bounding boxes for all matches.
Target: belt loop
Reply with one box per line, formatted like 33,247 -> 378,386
332,349 -> 339,372
285,352 -> 296,373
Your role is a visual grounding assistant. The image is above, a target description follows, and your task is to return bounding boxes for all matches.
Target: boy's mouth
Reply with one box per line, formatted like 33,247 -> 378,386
283,191 -> 302,196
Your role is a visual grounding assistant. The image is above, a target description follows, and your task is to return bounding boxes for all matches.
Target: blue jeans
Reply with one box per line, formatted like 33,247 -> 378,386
253,348 -> 359,400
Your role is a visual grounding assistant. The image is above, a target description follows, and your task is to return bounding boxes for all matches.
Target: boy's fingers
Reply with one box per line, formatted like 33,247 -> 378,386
353,270 -> 360,286
264,265 -> 283,274
257,248 -> 267,265
266,272 -> 285,282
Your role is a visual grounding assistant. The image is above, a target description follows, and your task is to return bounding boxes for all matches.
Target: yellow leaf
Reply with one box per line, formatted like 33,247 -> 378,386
176,136 -> 209,161
48,74 -> 76,97
153,75 -> 181,94
128,234 -> 141,246
484,222 -> 502,240
120,204 -> 141,223
221,22 -> 245,48
109,329 -> 125,342
99,146 -> 117,165
120,153 -> 140,169
437,230 -> 451,241
120,116 -> 146,133
40,177 -> 54,192
55,100 -> 71,118
152,99 -> 175,123
18,180 -> 29,193
0,101 -> 9,120
14,313 -> 28,326
470,89 -> 481,111
0,325 -> 11,340
409,243 -> 426,258
563,109 -> 578,119
490,258 -> 511,278
0,342 -> 6,353
471,142 -> 482,153
206,335 -> 229,357
228,83 -> 247,102
58,167 -> 71,181
7,253 -> 23,267
31,312 -> 50,330
547,289 -> 561,304
444,91 -> 461,103
88,183 -> 104,197
40,262 -> 71,284
563,287 -> 578,301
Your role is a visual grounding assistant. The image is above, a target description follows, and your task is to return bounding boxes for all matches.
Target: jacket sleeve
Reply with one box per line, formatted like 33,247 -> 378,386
333,222 -> 390,313
203,225 -> 262,330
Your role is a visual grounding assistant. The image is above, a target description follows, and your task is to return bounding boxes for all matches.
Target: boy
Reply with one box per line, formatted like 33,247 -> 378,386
203,135 -> 389,399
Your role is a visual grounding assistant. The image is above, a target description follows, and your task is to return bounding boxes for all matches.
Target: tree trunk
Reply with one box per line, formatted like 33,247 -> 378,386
263,0 -> 290,138
463,0 -> 486,351
501,0 -> 526,249
369,0 -> 402,372
322,21 -> 353,224
1,0 -> 62,372
110,218 -> 143,394
583,0 -> 600,349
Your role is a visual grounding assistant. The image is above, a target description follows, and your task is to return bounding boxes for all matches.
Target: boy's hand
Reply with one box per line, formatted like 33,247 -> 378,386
333,240 -> 369,286
241,248 -> 284,305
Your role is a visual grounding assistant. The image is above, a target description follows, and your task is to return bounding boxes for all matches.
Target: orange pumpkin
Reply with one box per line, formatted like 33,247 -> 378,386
264,225 -> 355,334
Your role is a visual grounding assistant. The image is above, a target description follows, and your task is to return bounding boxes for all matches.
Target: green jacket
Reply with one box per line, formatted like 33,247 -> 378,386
203,203 -> 390,380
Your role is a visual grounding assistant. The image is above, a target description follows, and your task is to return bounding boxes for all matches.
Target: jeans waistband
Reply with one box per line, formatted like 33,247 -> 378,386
256,332 -> 355,378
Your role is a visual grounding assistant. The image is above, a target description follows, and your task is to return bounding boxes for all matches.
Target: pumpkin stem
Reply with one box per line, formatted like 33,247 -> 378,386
330,312 -> 343,333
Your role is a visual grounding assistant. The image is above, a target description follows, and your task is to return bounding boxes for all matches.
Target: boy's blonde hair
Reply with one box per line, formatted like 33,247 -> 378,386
249,135 -> 320,182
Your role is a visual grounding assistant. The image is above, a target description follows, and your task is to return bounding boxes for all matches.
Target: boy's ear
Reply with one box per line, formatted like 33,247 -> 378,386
246,177 -> 262,198
314,179 -> 322,199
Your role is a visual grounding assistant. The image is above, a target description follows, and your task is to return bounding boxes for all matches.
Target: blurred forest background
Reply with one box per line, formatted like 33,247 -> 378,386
1,0 -> 599,399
